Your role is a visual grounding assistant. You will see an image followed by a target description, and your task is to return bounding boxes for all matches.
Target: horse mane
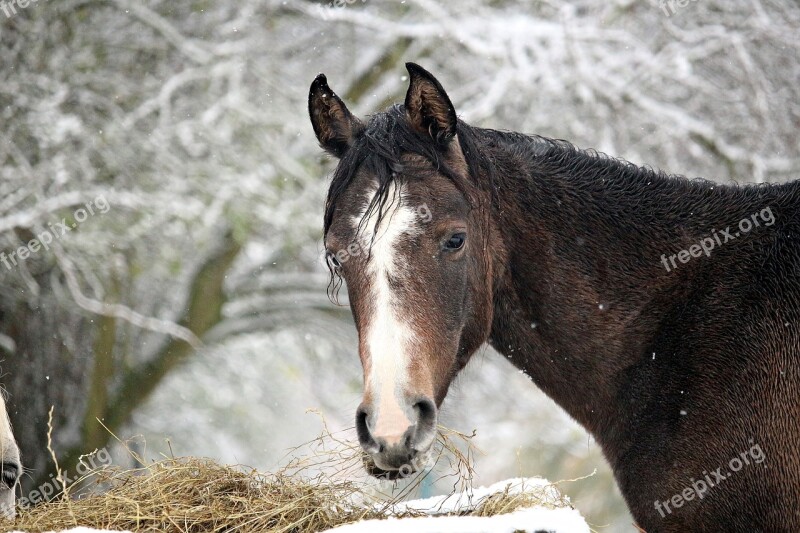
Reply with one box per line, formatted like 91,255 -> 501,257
476,126 -> 799,219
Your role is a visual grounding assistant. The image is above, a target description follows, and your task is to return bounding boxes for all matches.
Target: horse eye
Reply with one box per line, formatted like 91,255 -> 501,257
444,233 -> 466,251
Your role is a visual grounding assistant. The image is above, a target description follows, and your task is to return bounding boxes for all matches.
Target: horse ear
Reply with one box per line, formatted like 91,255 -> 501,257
404,62 -> 457,146
309,74 -> 364,158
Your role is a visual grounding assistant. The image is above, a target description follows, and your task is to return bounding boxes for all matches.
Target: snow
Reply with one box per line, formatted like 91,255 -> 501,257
322,507 -> 589,533
323,477 -> 590,533
391,477 -> 552,514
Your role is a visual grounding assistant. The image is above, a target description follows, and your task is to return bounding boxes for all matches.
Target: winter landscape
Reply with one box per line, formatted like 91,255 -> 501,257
1,0 -> 799,531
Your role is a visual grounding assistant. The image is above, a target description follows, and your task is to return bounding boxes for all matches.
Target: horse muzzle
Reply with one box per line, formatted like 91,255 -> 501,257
356,396 -> 437,478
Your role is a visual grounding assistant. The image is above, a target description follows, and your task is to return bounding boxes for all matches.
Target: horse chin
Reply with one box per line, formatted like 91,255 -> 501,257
362,457 -> 408,480
362,446 -> 434,481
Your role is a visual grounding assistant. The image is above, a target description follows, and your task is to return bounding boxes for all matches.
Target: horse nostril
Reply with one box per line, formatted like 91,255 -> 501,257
355,404 -> 380,455
414,398 -> 436,425
411,397 -> 438,451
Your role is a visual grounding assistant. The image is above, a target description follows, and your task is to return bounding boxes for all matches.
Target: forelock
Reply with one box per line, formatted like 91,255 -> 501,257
323,105 -> 476,241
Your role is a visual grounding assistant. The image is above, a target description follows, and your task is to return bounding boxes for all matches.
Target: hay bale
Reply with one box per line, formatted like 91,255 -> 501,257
13,456 -> 389,532
11,427 -> 586,533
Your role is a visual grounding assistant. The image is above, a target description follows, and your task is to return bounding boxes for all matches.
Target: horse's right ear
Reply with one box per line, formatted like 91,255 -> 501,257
309,74 -> 363,158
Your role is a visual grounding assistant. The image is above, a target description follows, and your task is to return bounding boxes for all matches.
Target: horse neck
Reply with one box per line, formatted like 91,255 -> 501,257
484,141 -> 724,434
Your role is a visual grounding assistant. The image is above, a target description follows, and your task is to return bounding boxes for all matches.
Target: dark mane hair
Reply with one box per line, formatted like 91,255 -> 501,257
323,104 -> 495,238
468,125 -> 799,234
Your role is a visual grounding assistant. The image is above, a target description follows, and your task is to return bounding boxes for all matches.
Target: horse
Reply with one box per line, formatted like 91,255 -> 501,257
0,393 -> 19,518
308,62 -> 800,532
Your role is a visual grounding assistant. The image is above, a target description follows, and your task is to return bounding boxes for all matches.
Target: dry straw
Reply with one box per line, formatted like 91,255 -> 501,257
12,416 -> 570,532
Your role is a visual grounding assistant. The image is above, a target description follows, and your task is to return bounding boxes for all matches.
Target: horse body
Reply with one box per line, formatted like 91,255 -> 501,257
486,134 -> 800,530
309,63 -> 800,531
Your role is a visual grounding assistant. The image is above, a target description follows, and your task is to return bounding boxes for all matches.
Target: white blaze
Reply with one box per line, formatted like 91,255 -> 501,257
354,184 -> 421,444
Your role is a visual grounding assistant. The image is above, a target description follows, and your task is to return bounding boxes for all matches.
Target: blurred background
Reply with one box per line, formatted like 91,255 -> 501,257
0,0 -> 798,530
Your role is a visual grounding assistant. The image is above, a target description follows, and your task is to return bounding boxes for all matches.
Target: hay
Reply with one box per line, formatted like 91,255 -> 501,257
11,423 -> 570,533
467,482 -> 571,517
14,456 -> 382,533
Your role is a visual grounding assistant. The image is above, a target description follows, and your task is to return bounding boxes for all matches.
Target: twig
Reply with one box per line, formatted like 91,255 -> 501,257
54,248 -> 202,349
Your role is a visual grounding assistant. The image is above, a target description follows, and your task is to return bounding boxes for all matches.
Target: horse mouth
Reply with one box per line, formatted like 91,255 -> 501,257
362,455 -> 409,480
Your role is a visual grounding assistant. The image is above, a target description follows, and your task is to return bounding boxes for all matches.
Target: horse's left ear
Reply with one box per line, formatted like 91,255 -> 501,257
309,73 -> 364,158
404,62 -> 457,146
